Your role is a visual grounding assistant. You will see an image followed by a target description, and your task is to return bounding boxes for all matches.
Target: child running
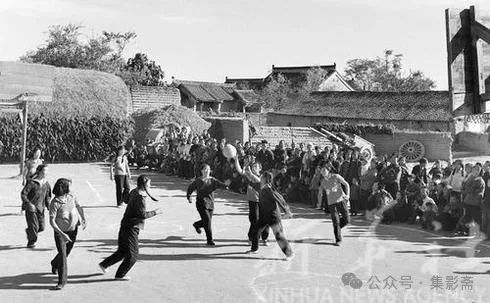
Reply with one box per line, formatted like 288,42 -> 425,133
233,157 -> 270,245
99,175 -> 162,280
21,164 -> 51,248
49,178 -> 87,290
187,164 -> 230,246
248,171 -> 293,260
318,163 -> 350,246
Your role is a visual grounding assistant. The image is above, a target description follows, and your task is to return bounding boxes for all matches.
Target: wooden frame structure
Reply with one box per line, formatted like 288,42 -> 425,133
0,94 -> 50,175
446,6 -> 490,115
0,62 -> 54,175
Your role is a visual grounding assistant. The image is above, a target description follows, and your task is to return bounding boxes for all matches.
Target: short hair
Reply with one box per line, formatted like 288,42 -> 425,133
261,171 -> 273,184
53,178 -> 71,196
419,157 -> 428,165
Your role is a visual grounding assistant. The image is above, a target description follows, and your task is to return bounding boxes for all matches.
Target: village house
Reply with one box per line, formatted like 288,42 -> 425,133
268,91 -> 453,132
225,64 -> 354,91
172,79 -> 262,114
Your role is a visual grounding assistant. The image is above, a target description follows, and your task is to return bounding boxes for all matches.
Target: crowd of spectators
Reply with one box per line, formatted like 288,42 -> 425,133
124,126 -> 490,239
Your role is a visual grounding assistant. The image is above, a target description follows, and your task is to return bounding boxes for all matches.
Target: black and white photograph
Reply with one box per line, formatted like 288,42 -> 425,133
0,0 -> 490,302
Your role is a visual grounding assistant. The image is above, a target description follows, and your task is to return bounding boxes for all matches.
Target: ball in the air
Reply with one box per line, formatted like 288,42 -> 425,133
222,144 -> 237,159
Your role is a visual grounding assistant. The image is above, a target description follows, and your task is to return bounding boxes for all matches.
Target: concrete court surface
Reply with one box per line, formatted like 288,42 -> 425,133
0,163 -> 490,303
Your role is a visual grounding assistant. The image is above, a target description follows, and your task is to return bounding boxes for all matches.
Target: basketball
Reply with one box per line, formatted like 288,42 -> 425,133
222,144 -> 237,159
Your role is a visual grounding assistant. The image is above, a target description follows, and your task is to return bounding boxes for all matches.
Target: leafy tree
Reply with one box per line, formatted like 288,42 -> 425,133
344,50 -> 435,91
259,74 -> 293,110
260,67 -> 329,110
118,53 -> 165,86
20,24 -> 136,73
20,24 -> 166,87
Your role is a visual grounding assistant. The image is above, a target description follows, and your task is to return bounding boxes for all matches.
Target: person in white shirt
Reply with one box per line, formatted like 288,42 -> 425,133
110,146 -> 131,207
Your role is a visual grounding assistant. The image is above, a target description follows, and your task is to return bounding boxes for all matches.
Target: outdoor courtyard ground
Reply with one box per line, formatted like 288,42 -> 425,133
1,162 -> 490,303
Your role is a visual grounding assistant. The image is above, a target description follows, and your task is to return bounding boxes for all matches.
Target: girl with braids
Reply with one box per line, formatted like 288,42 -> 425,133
99,175 -> 162,280
187,164 -> 230,246
21,164 -> 51,248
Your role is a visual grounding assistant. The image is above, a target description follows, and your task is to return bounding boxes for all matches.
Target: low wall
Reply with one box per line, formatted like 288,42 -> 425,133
456,132 -> 490,153
365,131 -> 453,162
207,118 -> 249,143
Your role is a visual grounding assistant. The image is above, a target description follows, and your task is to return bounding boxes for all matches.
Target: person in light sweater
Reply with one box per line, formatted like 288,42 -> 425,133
110,146 -> 132,207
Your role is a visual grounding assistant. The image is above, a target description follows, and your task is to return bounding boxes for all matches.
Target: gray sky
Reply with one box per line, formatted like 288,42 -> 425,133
1,0 -> 489,89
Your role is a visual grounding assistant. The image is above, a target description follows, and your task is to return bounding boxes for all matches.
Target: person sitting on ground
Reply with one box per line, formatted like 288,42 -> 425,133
365,182 -> 393,222
420,188 -> 438,230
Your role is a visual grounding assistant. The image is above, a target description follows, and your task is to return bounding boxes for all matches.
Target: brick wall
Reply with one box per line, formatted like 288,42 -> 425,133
365,131 -> 453,162
253,126 -> 333,147
130,86 -> 181,112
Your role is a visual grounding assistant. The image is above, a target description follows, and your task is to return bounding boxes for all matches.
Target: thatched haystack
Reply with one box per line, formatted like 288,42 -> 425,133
31,67 -> 131,118
0,62 -> 131,118
132,104 -> 211,143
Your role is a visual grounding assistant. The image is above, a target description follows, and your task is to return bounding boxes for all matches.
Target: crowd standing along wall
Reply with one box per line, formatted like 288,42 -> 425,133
364,131 -> 453,162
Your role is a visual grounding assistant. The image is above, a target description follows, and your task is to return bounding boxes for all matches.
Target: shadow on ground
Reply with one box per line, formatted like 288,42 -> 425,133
0,273 -> 114,290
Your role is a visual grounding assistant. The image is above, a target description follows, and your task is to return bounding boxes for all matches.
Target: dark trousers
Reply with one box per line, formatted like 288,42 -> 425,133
195,204 -> 214,242
328,201 -> 350,243
25,210 -> 45,245
100,226 -> 139,278
481,206 -> 490,239
51,228 -> 78,286
248,201 -> 269,241
251,218 -> 292,256
114,175 -> 130,206
360,189 -> 371,211
463,204 -> 482,233
384,182 -> 399,200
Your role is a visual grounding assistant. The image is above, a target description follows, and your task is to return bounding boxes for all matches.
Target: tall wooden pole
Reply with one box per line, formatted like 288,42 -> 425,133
19,102 -> 28,176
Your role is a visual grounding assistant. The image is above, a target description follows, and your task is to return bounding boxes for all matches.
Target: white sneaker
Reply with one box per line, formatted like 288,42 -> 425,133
284,253 -> 294,261
246,250 -> 259,255
115,276 -> 131,281
98,264 -> 107,274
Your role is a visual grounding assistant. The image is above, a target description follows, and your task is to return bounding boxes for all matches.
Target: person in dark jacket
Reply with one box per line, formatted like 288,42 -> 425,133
379,155 -> 401,200
21,164 -> 51,248
273,140 -> 288,168
187,164 -> 229,246
481,161 -> 490,239
99,175 -> 162,280
248,171 -> 293,259
256,141 -> 274,171
412,158 -> 429,185
462,163 -> 485,236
